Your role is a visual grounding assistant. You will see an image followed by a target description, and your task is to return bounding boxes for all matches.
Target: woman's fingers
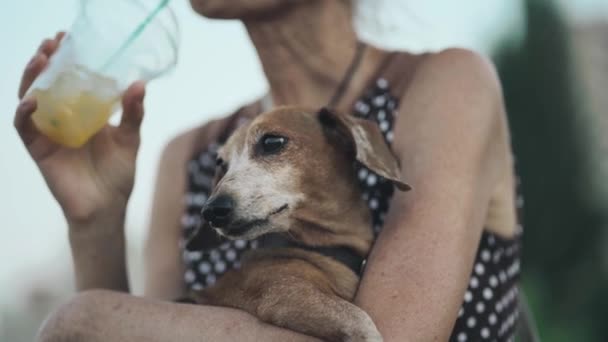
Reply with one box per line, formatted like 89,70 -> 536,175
19,53 -> 48,99
14,98 -> 39,146
14,98 -> 58,161
37,39 -> 56,55
55,31 -> 66,43
40,31 -> 65,57
18,32 -> 66,99
118,82 -> 146,136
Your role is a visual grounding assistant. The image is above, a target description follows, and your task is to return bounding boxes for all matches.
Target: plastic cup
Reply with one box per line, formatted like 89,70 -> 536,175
27,0 -> 179,148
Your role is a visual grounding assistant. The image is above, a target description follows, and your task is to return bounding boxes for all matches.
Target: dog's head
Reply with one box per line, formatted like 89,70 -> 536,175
198,106 -> 410,246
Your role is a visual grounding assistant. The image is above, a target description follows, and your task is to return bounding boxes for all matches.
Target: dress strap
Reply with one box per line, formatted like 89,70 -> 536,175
376,52 -> 430,98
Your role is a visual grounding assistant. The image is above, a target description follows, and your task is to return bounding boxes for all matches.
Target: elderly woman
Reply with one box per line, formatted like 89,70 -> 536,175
15,0 -> 522,341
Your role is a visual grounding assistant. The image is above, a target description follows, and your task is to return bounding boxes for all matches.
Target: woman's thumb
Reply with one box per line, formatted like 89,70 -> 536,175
118,81 -> 146,135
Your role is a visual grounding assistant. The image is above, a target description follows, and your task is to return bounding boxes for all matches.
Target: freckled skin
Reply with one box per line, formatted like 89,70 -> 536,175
191,106 -> 408,342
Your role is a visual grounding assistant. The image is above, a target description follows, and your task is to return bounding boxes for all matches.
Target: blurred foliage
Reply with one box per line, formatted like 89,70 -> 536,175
494,0 -> 608,341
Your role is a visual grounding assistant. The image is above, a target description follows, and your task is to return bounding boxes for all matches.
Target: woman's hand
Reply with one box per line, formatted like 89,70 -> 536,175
14,32 -> 146,225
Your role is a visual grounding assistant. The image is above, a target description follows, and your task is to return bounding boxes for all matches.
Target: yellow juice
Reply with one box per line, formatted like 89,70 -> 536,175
30,66 -> 120,148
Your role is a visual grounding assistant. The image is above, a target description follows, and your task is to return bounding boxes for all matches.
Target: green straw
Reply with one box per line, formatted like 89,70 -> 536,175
100,0 -> 170,71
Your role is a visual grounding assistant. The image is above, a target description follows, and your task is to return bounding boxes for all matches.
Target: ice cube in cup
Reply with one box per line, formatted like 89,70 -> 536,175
31,65 -> 120,148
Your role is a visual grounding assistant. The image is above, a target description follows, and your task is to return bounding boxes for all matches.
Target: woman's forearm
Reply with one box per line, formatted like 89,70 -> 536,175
38,290 -> 319,342
68,209 -> 129,292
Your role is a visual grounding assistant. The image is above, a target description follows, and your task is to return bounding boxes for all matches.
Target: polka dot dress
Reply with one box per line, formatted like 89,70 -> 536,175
181,78 -> 523,341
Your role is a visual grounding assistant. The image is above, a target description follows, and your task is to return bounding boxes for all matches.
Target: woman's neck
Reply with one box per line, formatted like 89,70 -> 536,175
243,2 -> 363,108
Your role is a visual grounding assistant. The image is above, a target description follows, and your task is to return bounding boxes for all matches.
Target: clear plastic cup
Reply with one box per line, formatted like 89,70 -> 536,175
27,0 -> 179,148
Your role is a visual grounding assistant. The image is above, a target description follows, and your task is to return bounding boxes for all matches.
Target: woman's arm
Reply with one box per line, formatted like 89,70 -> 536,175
68,210 -> 130,291
354,49 -> 511,341
38,290 -> 319,342
15,34 -> 146,292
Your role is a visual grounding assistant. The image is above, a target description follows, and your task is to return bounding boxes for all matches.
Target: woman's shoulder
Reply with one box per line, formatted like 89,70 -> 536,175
374,47 -> 500,104
390,47 -> 511,193
409,48 -> 502,101
384,47 -> 504,133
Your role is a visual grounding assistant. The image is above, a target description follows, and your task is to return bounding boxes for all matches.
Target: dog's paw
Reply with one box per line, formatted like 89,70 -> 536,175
343,312 -> 383,342
187,290 -> 212,305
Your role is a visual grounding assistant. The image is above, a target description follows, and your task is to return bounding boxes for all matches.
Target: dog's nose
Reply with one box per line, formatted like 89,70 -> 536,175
202,195 -> 234,228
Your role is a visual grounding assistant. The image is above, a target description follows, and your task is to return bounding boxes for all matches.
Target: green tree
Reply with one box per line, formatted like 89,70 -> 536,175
495,1 -> 608,341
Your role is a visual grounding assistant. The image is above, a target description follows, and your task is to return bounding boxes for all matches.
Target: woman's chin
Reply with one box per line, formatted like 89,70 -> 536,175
189,0 -> 232,19
189,0 -> 293,20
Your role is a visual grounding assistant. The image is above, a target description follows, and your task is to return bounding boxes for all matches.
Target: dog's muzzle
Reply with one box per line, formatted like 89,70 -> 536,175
202,195 -> 235,228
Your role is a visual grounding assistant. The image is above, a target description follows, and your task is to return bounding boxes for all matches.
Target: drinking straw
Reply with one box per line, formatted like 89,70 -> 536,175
100,0 -> 170,71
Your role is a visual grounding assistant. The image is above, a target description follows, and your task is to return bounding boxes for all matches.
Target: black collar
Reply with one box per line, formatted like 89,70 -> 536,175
257,233 -> 365,275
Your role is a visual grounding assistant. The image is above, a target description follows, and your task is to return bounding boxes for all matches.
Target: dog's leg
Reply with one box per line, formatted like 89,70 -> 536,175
254,281 -> 383,342
187,290 -> 211,305
190,257 -> 382,342
201,279 -> 382,342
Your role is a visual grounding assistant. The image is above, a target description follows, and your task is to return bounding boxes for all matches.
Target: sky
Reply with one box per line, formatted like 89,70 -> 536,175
0,0 -> 605,308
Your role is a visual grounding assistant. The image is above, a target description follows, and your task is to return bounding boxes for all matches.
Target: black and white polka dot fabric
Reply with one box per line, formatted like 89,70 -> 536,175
181,78 -> 522,341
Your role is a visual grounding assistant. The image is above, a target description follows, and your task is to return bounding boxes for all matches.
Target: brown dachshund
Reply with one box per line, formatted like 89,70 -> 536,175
186,107 -> 410,342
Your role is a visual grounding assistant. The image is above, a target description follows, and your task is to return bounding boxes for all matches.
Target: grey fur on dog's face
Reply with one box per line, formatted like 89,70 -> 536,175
206,106 -> 408,243
211,123 -> 305,240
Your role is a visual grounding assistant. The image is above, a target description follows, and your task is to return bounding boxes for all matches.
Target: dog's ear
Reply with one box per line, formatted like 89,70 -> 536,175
318,107 -> 411,191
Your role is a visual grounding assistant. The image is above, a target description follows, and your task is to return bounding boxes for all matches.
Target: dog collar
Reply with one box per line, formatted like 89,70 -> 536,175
257,233 -> 366,275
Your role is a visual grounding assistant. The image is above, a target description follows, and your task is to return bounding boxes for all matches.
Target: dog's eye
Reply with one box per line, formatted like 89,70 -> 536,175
260,134 -> 287,155
213,157 -> 228,186
216,157 -> 228,172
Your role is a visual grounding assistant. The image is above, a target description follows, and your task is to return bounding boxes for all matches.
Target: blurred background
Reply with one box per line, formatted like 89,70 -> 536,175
0,0 -> 606,341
